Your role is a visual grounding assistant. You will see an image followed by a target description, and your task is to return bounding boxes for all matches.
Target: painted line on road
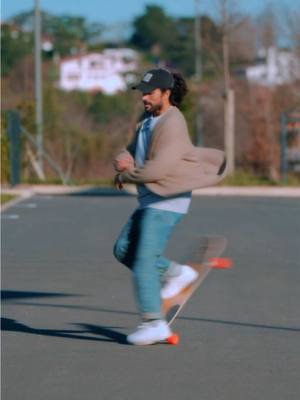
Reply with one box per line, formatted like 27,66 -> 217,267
15,203 -> 37,209
2,214 -> 20,220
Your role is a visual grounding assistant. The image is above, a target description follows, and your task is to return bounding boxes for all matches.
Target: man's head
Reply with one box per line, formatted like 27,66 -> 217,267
132,69 -> 174,115
132,69 -> 174,94
133,68 -> 188,115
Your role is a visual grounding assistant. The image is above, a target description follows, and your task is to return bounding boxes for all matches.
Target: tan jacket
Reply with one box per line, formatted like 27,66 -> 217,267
116,106 -> 227,197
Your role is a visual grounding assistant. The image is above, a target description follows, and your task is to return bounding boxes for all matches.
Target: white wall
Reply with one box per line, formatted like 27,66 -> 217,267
59,49 -> 139,94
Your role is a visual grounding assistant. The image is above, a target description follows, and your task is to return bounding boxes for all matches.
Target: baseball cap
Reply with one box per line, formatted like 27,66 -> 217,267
132,68 -> 174,93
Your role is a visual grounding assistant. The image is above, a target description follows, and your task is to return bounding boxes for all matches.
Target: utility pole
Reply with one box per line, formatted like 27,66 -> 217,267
194,0 -> 202,82
222,0 -> 235,175
34,0 -> 45,178
194,0 -> 203,146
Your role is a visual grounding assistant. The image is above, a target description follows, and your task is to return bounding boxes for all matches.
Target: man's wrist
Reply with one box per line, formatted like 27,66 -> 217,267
118,173 -> 123,183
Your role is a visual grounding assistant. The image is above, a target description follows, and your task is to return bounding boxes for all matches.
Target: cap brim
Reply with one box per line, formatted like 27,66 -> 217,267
131,82 -> 155,94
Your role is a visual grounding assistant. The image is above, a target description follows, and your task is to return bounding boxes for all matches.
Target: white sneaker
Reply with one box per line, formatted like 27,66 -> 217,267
161,264 -> 199,299
127,319 -> 172,345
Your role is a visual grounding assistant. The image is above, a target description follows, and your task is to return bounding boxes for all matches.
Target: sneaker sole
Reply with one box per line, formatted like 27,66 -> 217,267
127,333 -> 180,346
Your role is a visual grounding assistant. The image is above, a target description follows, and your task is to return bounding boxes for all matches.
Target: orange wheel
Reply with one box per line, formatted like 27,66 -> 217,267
167,333 -> 180,345
209,257 -> 233,269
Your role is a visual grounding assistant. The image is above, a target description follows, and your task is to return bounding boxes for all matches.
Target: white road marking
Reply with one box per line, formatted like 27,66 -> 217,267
15,203 -> 37,209
2,214 -> 20,220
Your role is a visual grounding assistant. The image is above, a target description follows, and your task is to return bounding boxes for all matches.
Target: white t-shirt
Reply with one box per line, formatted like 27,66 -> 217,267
135,114 -> 192,214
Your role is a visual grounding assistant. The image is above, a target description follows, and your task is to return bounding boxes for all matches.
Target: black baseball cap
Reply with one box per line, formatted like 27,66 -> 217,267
132,68 -> 174,93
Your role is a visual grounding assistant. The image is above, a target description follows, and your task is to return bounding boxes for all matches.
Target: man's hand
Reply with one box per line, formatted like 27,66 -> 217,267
114,174 -> 124,190
114,153 -> 134,172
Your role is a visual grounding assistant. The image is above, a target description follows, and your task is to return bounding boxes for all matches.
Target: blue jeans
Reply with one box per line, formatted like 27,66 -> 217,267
113,207 -> 184,319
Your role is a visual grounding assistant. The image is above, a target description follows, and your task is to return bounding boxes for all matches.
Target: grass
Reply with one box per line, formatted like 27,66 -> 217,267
21,177 -> 114,186
222,171 -> 277,186
222,171 -> 300,187
1,194 -> 17,205
2,172 -> 300,189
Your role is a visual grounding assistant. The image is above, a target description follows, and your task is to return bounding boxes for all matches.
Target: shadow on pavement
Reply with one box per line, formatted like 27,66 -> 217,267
9,301 -> 138,317
1,290 -> 131,344
179,316 -> 300,333
4,295 -> 300,333
75,323 -> 128,344
1,290 -> 78,301
1,318 -> 128,345
69,187 -> 134,197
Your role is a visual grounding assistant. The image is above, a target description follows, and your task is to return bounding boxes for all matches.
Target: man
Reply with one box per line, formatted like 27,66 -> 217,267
113,68 -> 226,345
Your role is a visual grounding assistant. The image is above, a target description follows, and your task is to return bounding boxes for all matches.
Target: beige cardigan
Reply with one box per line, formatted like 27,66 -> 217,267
116,106 -> 227,197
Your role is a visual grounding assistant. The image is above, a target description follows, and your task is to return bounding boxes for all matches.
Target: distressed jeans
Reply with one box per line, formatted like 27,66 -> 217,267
113,207 -> 184,319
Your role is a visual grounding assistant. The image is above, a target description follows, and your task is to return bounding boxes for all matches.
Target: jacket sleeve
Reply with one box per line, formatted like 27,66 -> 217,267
114,149 -> 133,163
120,119 -> 190,184
113,126 -> 139,167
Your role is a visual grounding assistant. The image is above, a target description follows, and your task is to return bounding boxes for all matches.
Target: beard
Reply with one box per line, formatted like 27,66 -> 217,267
143,101 -> 163,115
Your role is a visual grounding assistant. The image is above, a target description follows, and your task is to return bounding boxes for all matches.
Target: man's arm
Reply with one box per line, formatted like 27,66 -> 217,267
119,125 -> 189,184
113,122 -> 140,172
113,150 -> 134,172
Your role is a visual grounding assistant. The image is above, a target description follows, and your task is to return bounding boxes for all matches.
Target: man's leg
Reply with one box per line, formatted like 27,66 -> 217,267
115,208 -> 188,345
130,208 -> 184,319
113,211 -> 137,269
113,209 -> 177,275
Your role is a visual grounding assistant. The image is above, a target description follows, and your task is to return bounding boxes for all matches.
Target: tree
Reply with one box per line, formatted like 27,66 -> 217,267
216,0 -> 249,175
256,6 -> 278,51
130,5 -> 175,56
1,24 -> 33,76
165,17 -> 196,75
167,16 -> 221,77
43,14 -> 103,55
11,10 -> 103,56
130,5 -> 221,77
284,10 -> 300,52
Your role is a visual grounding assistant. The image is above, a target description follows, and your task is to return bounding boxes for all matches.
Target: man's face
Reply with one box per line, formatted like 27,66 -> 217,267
142,88 -> 170,115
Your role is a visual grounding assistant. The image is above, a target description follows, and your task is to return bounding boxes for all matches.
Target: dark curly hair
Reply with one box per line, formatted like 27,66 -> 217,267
168,72 -> 188,108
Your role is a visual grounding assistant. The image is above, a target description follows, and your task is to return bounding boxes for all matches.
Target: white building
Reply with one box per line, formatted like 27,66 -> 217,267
245,47 -> 300,87
59,48 -> 139,95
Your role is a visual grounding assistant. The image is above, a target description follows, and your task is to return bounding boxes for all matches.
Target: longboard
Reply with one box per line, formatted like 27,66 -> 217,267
162,236 -> 232,344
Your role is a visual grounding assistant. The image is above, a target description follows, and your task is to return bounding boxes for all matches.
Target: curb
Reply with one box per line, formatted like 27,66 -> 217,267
192,186 -> 300,197
1,184 -> 300,206
124,185 -> 300,198
1,190 -> 34,212
1,185 -> 95,212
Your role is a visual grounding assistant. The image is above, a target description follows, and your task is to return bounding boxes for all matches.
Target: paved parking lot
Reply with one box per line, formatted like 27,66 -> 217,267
2,192 -> 300,400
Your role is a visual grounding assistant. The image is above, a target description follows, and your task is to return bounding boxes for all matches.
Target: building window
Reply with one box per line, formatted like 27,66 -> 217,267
67,74 -> 80,81
90,61 -> 103,69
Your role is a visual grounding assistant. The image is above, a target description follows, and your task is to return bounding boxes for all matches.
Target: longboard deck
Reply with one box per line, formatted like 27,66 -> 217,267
162,236 -> 229,325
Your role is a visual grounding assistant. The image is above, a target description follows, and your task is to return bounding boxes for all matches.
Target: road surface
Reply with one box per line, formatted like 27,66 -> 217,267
2,190 -> 300,400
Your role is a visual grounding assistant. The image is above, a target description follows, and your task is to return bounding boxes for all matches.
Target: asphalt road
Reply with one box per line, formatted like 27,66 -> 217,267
2,190 -> 300,400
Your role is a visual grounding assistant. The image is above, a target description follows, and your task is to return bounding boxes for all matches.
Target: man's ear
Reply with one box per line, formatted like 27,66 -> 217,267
163,89 -> 171,100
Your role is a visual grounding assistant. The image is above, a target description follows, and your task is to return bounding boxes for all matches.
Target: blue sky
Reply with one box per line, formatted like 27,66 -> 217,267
1,0 -> 298,25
